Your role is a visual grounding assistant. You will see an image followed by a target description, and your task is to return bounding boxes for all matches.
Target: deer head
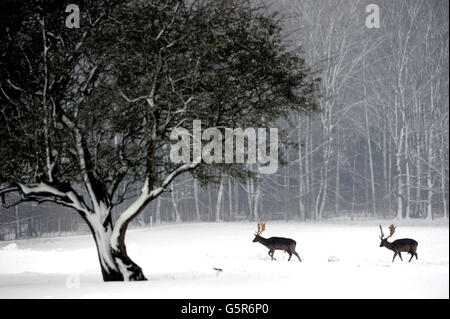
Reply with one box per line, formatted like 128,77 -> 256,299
379,224 -> 396,247
252,221 -> 266,242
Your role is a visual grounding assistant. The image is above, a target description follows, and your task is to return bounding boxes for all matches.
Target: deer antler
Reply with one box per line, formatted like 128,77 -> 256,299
256,221 -> 266,235
379,225 -> 385,239
387,224 -> 396,239
379,224 -> 396,240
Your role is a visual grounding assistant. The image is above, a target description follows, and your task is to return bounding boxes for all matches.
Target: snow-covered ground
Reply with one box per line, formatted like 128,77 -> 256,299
0,220 -> 448,298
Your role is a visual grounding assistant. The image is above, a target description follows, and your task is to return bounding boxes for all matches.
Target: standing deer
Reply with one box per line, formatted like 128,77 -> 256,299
379,224 -> 418,262
252,221 -> 302,262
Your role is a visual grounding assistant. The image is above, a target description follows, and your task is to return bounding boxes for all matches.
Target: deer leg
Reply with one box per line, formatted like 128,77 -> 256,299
293,251 -> 302,262
398,252 -> 403,261
412,248 -> 418,260
268,249 -> 276,261
392,252 -> 397,262
287,251 -> 292,261
408,253 -> 414,262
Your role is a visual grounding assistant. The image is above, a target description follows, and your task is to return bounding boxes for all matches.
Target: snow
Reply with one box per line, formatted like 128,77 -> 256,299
0,220 -> 448,298
2,243 -> 18,251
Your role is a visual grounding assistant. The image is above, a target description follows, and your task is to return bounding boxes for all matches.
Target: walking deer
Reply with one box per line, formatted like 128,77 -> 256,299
252,221 -> 302,262
379,224 -> 418,262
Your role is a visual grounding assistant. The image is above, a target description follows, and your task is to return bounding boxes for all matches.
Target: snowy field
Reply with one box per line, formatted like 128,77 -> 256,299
0,220 -> 448,299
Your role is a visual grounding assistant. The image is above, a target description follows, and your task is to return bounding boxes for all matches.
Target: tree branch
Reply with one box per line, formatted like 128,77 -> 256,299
0,183 -> 90,216
60,114 -> 101,213
111,162 -> 200,250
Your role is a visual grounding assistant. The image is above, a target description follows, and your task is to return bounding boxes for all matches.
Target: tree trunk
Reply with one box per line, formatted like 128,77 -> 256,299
351,158 -> 356,216
215,176 -> 224,222
388,136 -> 392,213
253,181 -> 260,221
395,121 -> 405,220
383,128 -> 388,205
335,126 -> 340,217
404,125 -> 411,219
441,131 -> 448,218
208,184 -> 213,221
170,183 -> 181,223
305,117 -> 312,218
86,215 -> 146,282
416,129 -> 421,218
155,195 -> 162,225
315,155 -> 329,220
363,60 -> 376,217
247,177 -> 254,220
228,176 -> 233,221
426,131 -> 433,221
425,82 -> 435,221
233,180 -> 239,219
102,163 -> 201,281
315,106 -> 332,220
193,179 -> 201,221
92,227 -> 123,281
298,115 -> 305,220
15,205 -> 20,240
395,148 -> 404,220
284,147 -> 290,221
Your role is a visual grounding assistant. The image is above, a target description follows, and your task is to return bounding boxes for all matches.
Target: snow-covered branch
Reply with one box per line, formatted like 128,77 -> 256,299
111,161 -> 200,250
0,182 -> 90,216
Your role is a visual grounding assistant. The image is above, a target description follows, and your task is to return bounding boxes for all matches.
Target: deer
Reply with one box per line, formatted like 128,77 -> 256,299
252,221 -> 302,262
379,224 -> 418,263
